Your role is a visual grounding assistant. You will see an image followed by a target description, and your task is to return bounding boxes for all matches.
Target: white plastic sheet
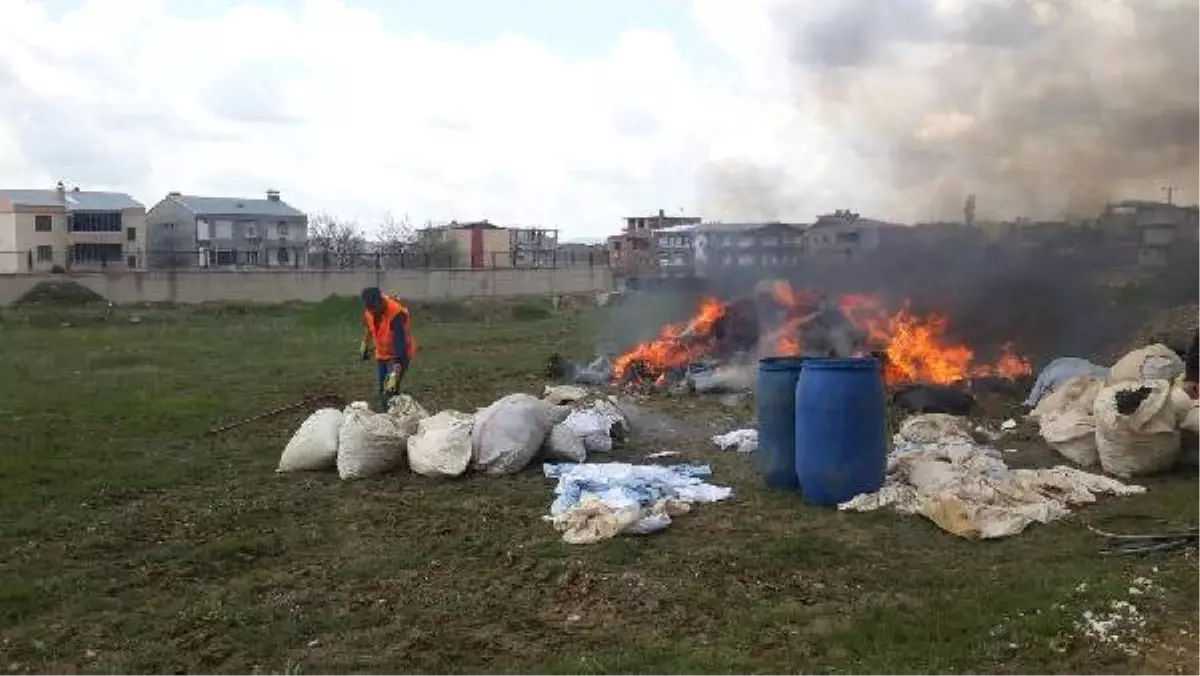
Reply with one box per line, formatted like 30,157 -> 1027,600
839,420 -> 1145,539
543,463 -> 733,544
711,428 -> 758,453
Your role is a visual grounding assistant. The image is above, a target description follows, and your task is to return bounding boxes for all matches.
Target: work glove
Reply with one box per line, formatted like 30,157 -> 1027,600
359,338 -> 370,362
384,364 -> 405,395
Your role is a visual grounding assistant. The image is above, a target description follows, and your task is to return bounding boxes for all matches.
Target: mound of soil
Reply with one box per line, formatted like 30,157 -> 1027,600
15,280 -> 107,307
1103,304 -> 1198,363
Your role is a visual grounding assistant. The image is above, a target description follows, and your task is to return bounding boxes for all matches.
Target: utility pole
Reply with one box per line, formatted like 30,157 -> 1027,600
1161,185 -> 1177,205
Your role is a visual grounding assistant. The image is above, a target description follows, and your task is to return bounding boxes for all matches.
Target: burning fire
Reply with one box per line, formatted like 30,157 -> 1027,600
611,281 -> 1033,388
837,294 -> 1032,385
611,297 -> 728,381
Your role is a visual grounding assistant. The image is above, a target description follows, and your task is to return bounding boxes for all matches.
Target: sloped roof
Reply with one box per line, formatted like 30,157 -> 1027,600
0,189 -> 143,211
169,194 -> 305,218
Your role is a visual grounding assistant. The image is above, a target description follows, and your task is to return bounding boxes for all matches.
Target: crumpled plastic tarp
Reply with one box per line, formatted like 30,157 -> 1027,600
543,462 -> 733,544
711,428 -> 758,453
561,408 -> 619,453
1024,357 -> 1111,407
838,429 -> 1145,539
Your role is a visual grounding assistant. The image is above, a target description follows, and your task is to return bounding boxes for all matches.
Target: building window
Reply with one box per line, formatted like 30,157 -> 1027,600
278,248 -> 290,265
35,215 -> 52,232
36,245 -> 53,262
245,250 -> 259,265
70,243 -> 123,263
68,212 -> 122,232
215,250 -> 236,266
277,221 -> 289,238
126,227 -> 137,242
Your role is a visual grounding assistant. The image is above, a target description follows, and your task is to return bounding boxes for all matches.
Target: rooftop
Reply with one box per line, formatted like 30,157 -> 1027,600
420,220 -> 503,231
624,211 -> 701,220
0,188 -> 143,211
167,192 -> 305,218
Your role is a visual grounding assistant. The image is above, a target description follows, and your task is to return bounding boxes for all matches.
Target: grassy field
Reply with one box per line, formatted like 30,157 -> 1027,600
0,296 -> 1196,674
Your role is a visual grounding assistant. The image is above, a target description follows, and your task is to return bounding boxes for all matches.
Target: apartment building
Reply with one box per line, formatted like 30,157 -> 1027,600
0,183 -> 146,273
804,210 -> 908,258
694,221 -> 807,276
651,223 -> 698,277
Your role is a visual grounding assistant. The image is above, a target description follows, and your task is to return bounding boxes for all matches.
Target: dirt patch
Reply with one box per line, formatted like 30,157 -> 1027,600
1103,304 -> 1198,363
14,280 -> 107,307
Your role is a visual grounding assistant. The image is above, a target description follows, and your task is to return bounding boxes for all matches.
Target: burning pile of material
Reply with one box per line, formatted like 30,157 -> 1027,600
838,294 -> 1033,387
600,280 -> 1032,393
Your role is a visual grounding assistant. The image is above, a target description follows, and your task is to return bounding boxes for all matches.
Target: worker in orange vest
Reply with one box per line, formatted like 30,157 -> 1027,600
359,287 -> 417,410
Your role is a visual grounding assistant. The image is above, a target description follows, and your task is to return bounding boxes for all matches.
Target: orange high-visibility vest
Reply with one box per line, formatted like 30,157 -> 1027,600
364,295 -> 416,362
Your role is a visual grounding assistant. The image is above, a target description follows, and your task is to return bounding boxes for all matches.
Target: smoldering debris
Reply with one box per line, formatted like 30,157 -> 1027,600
759,0 -> 1199,221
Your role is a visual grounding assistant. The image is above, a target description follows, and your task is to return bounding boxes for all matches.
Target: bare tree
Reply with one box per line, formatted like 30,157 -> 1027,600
308,212 -> 366,269
373,213 -> 414,268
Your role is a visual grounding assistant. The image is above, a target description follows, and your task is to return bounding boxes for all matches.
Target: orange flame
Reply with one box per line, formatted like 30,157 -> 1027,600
611,282 -> 1033,388
763,280 -> 820,357
838,294 -> 1033,386
611,297 -> 728,381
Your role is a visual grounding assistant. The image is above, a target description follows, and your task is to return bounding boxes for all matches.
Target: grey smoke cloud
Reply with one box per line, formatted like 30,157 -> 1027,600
741,0 -> 1199,220
696,160 -> 804,221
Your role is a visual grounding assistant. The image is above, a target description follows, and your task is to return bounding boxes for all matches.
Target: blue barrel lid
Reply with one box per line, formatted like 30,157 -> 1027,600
758,356 -> 806,371
801,356 -> 880,371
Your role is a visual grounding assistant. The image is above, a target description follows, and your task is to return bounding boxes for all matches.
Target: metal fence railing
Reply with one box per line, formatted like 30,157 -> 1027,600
0,246 -> 614,272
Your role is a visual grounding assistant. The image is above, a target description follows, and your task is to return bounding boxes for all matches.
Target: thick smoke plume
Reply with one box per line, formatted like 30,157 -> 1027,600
766,0 -> 1199,220
696,161 -> 803,222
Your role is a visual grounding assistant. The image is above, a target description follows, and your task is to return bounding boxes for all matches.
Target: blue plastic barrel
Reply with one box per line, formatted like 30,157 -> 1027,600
794,357 -> 888,506
755,356 -> 805,490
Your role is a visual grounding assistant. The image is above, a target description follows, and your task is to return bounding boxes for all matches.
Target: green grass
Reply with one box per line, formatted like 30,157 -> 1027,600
0,300 -> 1196,674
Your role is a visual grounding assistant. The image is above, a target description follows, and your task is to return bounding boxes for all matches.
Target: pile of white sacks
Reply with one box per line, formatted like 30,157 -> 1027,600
275,385 -> 627,480
1029,344 -> 1199,478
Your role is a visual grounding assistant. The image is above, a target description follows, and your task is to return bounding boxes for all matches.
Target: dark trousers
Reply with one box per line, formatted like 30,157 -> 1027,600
376,361 -> 391,411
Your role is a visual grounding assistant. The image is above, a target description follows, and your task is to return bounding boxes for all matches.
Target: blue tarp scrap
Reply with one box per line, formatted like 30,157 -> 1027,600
543,462 -> 732,536
1025,357 -> 1110,407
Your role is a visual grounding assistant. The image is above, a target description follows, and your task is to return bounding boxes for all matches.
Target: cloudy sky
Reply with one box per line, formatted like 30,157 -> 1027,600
1,0 -> 1195,239
0,0 -> 805,239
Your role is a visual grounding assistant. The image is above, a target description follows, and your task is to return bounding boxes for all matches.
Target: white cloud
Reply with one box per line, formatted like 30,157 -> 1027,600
0,0 -> 813,238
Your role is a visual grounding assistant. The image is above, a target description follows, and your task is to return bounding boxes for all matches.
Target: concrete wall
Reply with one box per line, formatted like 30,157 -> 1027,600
0,212 -> 18,274
0,265 -> 615,306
